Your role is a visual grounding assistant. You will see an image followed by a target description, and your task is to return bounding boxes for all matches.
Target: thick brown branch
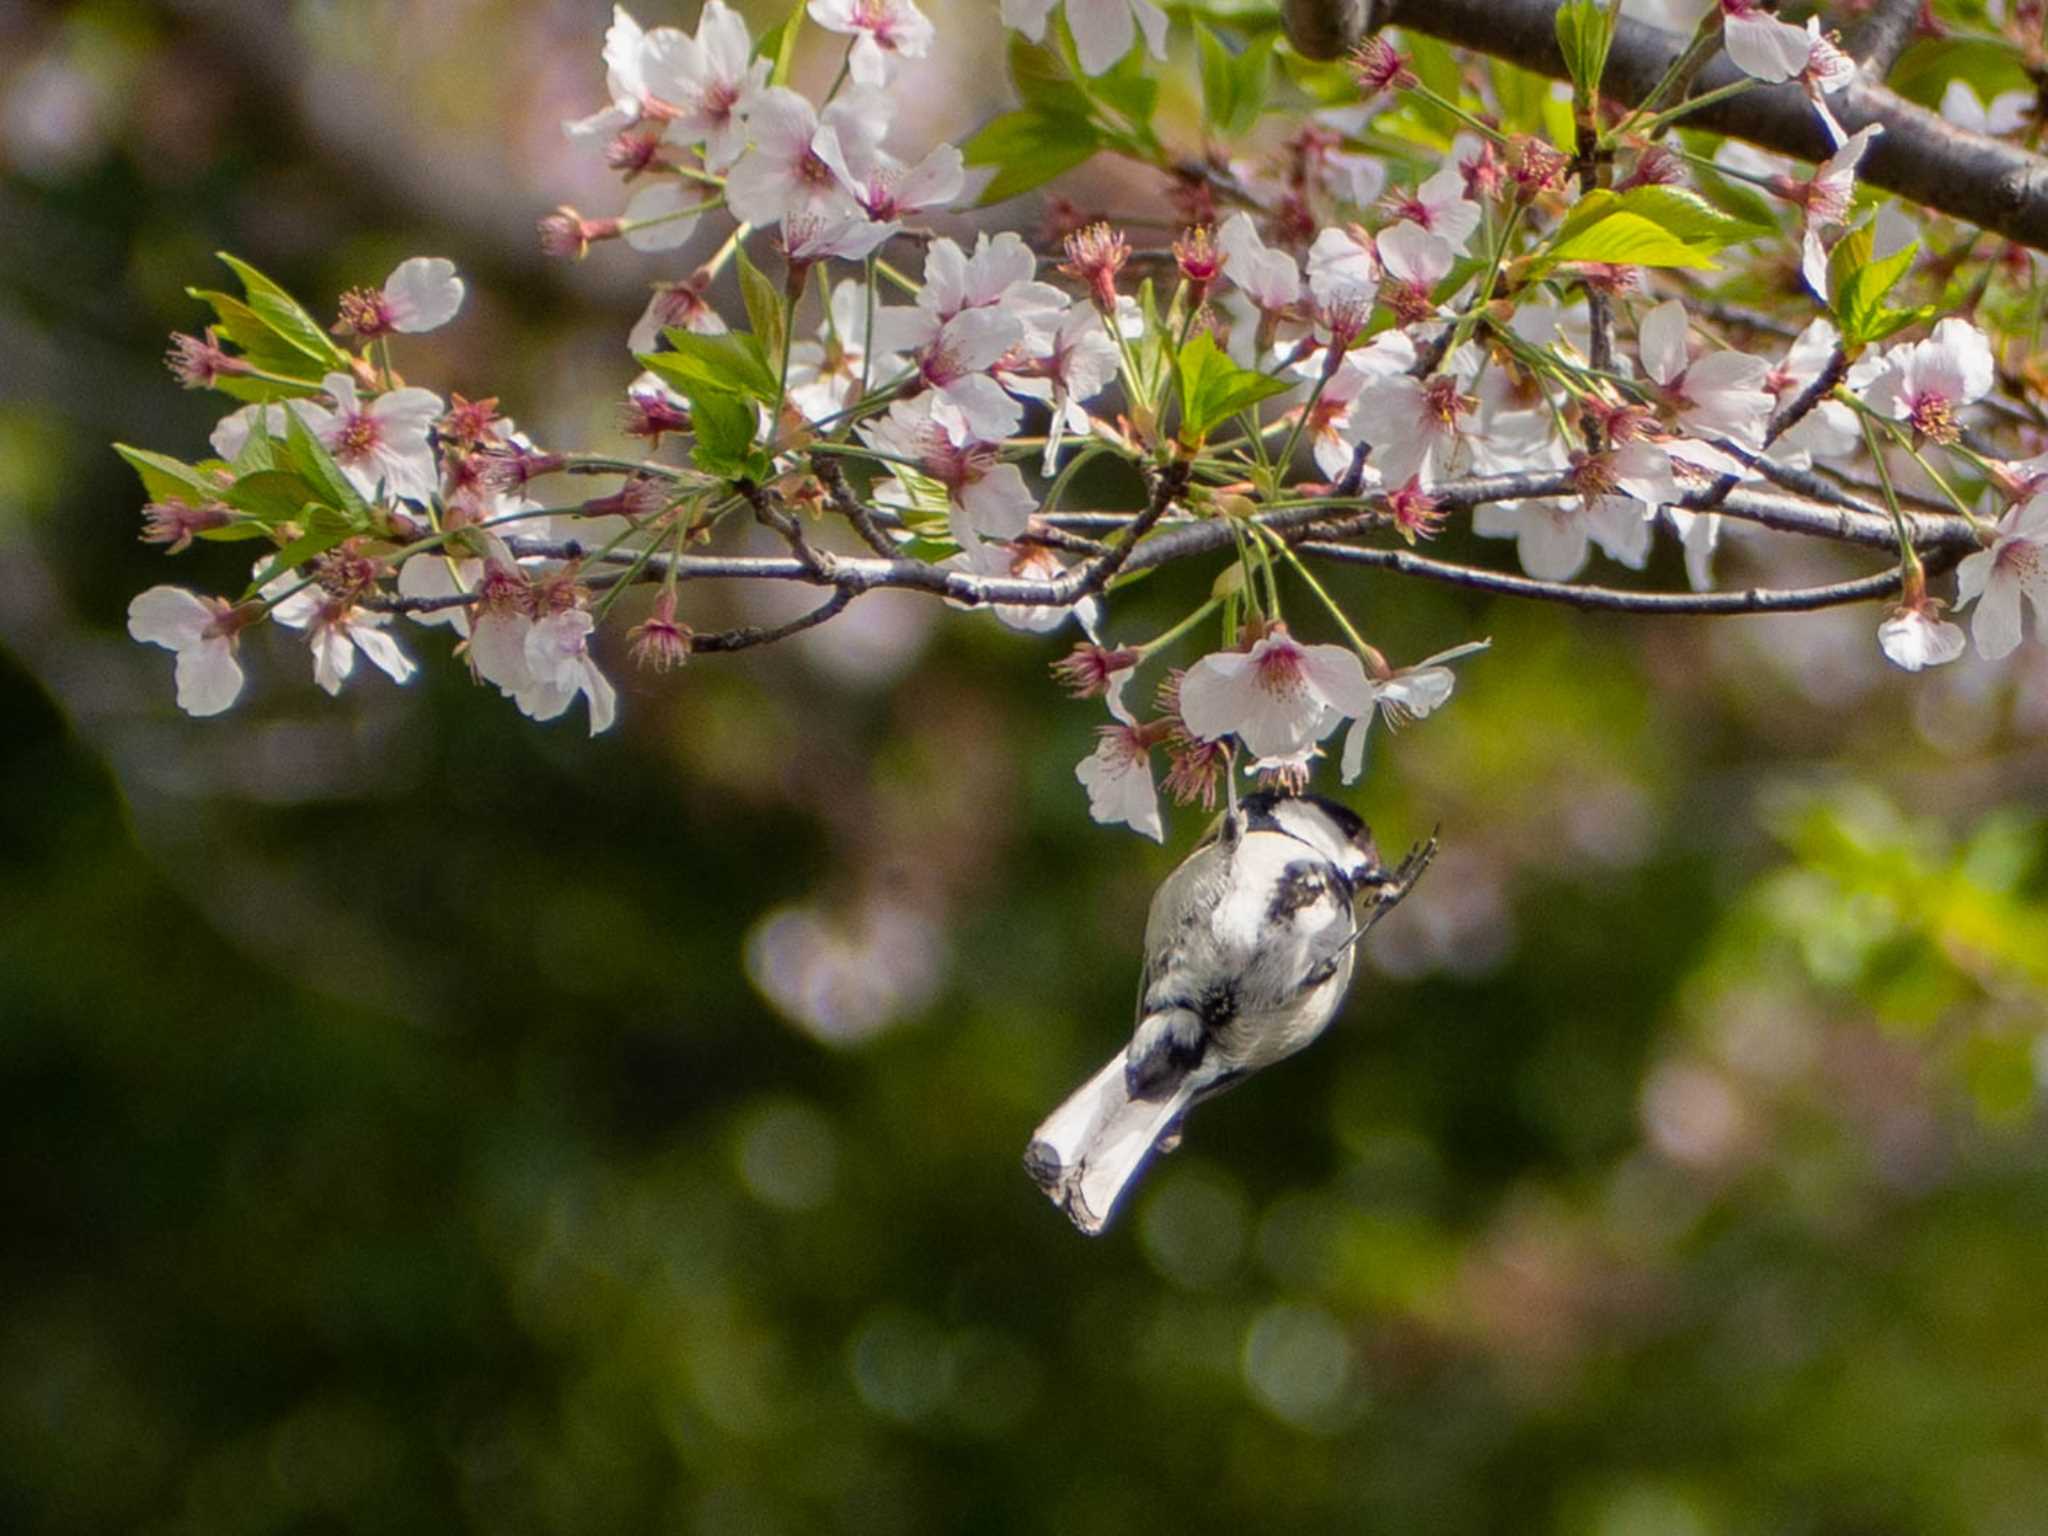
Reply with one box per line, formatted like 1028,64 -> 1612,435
1851,0 -> 1931,79
1284,0 -> 2048,252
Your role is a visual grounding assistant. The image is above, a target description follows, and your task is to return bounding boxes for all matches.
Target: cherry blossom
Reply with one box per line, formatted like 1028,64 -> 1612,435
1350,371 -> 1474,488
1001,0 -> 1168,78
621,181 -> 702,252
950,536 -> 1102,636
1721,0 -> 1813,84
518,610 -> 619,735
629,278 -> 727,356
1382,162 -> 1482,257
814,132 -> 963,223
336,256 -> 466,338
563,6 -> 651,139
807,0 -> 935,87
723,86 -> 890,229
1865,318 -> 1995,444
127,586 -> 246,717
864,397 -> 1035,542
788,280 -> 905,423
1474,442 -> 1674,581
1177,624 -> 1374,768
268,581 -> 418,696
1878,595 -> 1967,672
1787,124 -> 1882,298
1076,719 -> 1164,841
639,0 -> 768,171
1941,79 -> 2032,137
1639,300 -> 1773,449
1216,212 -> 1302,316
293,373 -> 442,503
1955,494 -> 2048,660
1340,642 -> 1488,784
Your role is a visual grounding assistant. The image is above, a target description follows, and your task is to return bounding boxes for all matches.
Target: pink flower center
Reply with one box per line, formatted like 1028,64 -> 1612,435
1906,391 -> 1958,443
336,411 -> 382,463
1253,639 -> 1310,697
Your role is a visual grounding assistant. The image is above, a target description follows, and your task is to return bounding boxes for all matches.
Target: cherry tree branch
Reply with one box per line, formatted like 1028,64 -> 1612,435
1282,0 -> 2048,252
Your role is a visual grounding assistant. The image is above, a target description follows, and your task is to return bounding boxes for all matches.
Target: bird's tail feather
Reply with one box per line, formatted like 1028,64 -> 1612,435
1024,1050 -> 1197,1236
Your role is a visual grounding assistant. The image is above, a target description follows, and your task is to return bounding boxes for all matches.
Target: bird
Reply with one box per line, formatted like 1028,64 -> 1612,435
1025,786 -> 1434,1235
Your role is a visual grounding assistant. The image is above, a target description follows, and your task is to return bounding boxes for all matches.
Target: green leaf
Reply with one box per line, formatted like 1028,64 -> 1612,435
1534,209 -> 1721,273
689,391 -> 762,479
1832,226 -> 1921,345
1009,33 -> 1093,119
1553,0 -> 1615,100
641,330 -> 782,404
215,253 -> 350,373
1549,187 -> 1768,257
113,444 -> 225,506
1090,41 -> 1161,132
737,247 -> 788,367
183,290 -> 329,400
1175,331 -> 1292,445
225,469 -> 325,524
962,110 -> 1105,204
1197,23 -> 1275,138
755,0 -> 804,88
282,405 -> 371,522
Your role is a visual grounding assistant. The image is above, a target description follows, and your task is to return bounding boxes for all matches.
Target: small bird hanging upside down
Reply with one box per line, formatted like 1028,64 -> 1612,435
1024,787 -> 1436,1235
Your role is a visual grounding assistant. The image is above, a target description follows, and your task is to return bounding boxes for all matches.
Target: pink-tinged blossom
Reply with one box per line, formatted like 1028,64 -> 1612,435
1350,372 -> 1473,488
629,277 -> 728,355
1878,595 -> 1967,672
914,306 -> 1029,443
808,0 -> 935,86
1941,78 -> 2032,136
1001,0 -> 1168,77
1340,640 -> 1487,784
788,280 -> 905,423
1216,212 -> 1301,314
948,536 -> 1101,636
781,208 -> 901,268
1721,0 -> 1813,83
563,6 -> 651,138
268,582 -> 418,696
127,585 -> 246,717
517,610 -> 618,735
722,85 -> 889,228
1767,318 -> 1861,464
293,373 -> 442,503
1004,304 -> 1122,471
1473,442 -> 1672,580
338,256 -> 466,338
1177,623 -> 1374,766
1955,495 -> 2048,660
1374,218 -> 1456,326
1382,163 -> 1482,256
639,0 -> 768,170
1306,225 -> 1379,310
1639,300 -> 1773,448
1302,331 -> 1415,479
621,181 -> 702,252
914,232 -> 1066,338
1787,124 -> 1882,297
1865,317 -> 1995,443
1799,18 -> 1856,143
1076,719 -> 1163,841
865,397 -> 1035,542
814,130 -> 963,222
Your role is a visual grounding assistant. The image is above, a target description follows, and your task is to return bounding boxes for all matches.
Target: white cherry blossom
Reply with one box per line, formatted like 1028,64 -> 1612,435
128,586 -> 246,716
268,581 -> 417,696
1001,0 -> 1169,77
1340,641 -> 1488,783
1955,494 -> 2048,660
1721,0 -> 1813,83
1865,318 -> 1995,441
378,257 -> 465,333
622,181 -> 702,252
808,0 -> 935,86
1076,720 -> 1163,841
864,397 -> 1035,542
1639,300 -> 1773,449
723,86 -> 889,229
788,280 -> 905,423
1382,162 -> 1481,256
292,373 -> 442,503
1941,79 -> 2032,137
1350,372 -> 1473,488
1795,124 -> 1882,297
517,610 -> 618,735
640,0 -> 768,171
1878,598 -> 1967,672
563,6 -> 650,139
1216,212 -> 1301,314
1178,624 -> 1374,766
814,132 -> 963,222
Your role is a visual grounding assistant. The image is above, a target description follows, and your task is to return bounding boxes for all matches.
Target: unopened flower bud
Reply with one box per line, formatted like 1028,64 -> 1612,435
1617,144 -> 1684,192
1173,225 -> 1226,307
583,475 -> 673,522
623,388 -> 692,443
538,206 -> 623,260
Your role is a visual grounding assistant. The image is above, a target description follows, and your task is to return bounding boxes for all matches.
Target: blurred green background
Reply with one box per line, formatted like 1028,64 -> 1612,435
7,2 -> 2048,1533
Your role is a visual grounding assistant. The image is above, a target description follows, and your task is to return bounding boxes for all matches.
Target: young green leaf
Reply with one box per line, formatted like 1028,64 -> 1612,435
1176,332 -> 1292,446
641,330 -> 782,404
1830,226 -> 1921,346
689,390 -> 762,479
113,444 -> 227,507
282,405 -> 372,523
737,247 -> 788,366
215,254 -> 350,373
1533,209 -> 1722,273
1553,0 -> 1616,100
963,110 -> 1105,204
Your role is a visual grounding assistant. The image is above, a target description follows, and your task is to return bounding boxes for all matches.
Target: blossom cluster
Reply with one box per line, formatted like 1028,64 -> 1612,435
118,0 -> 2048,842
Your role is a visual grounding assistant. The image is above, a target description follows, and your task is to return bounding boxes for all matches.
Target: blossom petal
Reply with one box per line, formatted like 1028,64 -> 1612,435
382,257 -> 465,333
